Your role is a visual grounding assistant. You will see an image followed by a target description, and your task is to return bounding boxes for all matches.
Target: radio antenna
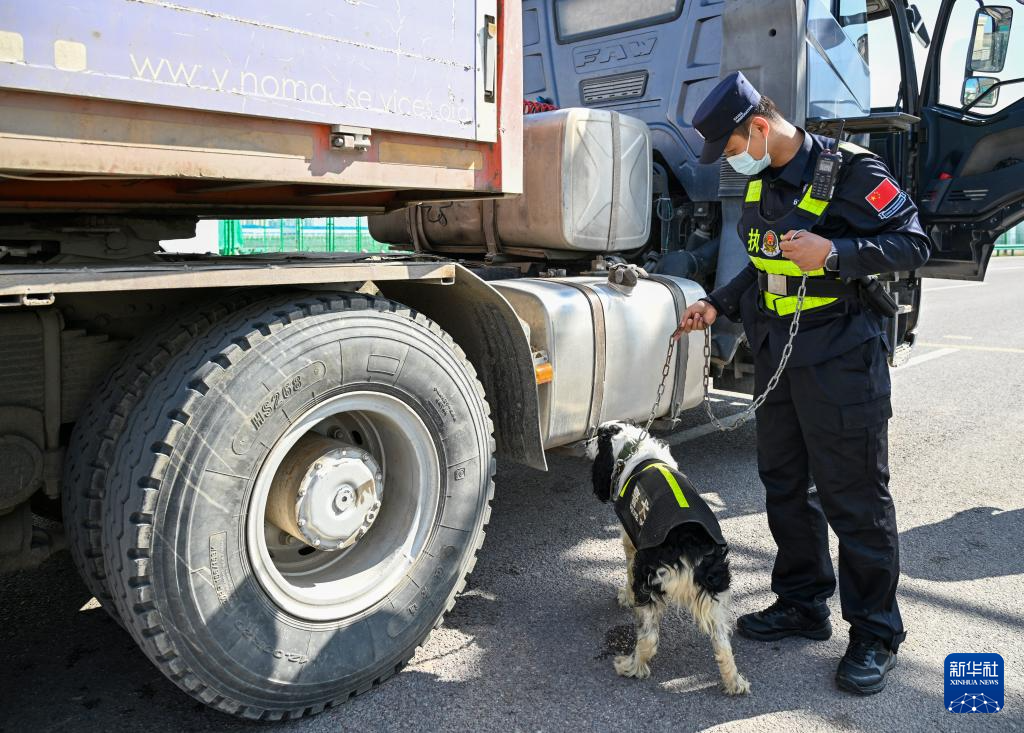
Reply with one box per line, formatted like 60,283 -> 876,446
833,120 -> 846,152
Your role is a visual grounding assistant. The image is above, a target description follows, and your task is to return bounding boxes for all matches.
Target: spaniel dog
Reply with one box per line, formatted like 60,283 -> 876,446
586,421 -> 750,694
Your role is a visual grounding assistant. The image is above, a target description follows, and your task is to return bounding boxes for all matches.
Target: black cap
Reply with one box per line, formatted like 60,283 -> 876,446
693,71 -> 762,164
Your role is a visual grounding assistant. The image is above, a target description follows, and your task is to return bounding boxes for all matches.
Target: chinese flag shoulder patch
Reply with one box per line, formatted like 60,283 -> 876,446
865,178 -> 900,212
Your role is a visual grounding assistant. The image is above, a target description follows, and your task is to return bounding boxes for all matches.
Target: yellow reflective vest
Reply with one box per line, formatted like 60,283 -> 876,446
740,141 -> 873,316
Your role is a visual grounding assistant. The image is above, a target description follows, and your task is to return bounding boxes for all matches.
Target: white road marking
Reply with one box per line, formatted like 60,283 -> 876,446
667,336 -> 1017,440
708,398 -> 748,407
666,412 -> 749,444
916,341 -> 1024,354
710,387 -> 753,401
898,347 -> 959,369
925,282 -> 983,293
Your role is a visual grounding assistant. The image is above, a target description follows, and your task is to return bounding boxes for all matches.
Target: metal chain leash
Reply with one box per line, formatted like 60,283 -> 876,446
637,336 -> 676,443
616,265 -> 806,480
702,273 -> 808,431
612,336 -> 675,486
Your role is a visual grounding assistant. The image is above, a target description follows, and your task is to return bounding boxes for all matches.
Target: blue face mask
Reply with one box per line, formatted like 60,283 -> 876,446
727,127 -> 771,176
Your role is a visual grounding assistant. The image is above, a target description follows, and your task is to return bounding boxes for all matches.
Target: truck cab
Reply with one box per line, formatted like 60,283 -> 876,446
517,0 -> 1024,373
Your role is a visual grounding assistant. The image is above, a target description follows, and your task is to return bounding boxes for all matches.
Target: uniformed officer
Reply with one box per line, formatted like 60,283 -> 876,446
675,72 -> 930,694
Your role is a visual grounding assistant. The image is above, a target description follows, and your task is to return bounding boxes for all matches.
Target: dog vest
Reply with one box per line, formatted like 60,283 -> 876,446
742,141 -> 875,316
613,459 -> 725,550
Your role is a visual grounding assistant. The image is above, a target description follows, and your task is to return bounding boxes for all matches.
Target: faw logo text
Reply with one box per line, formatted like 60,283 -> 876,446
574,34 -> 657,71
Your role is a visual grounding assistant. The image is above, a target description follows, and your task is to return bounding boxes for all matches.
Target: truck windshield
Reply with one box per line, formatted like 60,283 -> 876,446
554,0 -> 684,42
807,0 -> 872,118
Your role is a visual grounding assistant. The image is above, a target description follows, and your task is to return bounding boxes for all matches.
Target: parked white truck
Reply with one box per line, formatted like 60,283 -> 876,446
1,0 -> 1020,721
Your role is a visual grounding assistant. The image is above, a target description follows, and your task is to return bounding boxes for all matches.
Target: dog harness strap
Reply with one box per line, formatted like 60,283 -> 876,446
619,461 -> 660,497
621,462 -> 689,508
614,459 -> 726,550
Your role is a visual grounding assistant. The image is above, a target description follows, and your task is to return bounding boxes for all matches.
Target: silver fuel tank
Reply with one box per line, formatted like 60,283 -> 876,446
492,276 -> 706,449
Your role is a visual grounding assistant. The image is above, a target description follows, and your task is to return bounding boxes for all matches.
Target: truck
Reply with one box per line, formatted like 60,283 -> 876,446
0,0 -> 1020,721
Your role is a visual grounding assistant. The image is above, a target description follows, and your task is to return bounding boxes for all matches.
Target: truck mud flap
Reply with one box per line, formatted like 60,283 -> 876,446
378,264 -> 547,471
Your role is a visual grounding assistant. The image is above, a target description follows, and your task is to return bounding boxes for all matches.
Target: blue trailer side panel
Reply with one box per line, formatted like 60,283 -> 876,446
0,0 -> 492,141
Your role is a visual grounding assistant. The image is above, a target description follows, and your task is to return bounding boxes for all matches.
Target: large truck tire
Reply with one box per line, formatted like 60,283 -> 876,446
101,293 -> 494,719
62,290 -> 268,619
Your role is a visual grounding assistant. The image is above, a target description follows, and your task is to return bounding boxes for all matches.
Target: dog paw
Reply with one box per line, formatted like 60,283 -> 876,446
723,674 -> 751,695
616,586 -> 634,608
614,655 -> 650,679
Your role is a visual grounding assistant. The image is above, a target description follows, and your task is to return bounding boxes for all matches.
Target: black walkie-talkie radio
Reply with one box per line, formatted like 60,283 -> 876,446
810,122 -> 845,201
809,123 -> 900,318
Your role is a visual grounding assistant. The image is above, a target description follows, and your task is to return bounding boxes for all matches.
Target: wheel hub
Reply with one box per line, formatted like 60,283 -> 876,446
266,435 -> 383,552
249,391 -> 441,621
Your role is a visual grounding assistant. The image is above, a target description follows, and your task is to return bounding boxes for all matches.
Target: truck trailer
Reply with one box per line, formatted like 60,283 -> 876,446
0,0 -> 1021,720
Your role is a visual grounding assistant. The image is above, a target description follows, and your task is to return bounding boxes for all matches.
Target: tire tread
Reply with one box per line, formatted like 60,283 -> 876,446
62,290 -> 271,617
102,293 -> 495,719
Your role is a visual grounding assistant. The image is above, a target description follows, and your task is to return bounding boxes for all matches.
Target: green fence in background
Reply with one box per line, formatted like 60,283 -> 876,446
995,222 -> 1023,255
218,218 -> 391,255
220,218 -> 1021,256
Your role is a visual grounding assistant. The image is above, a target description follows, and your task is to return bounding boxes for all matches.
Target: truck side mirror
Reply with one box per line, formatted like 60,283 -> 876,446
962,76 -> 1000,108
967,6 -> 1013,73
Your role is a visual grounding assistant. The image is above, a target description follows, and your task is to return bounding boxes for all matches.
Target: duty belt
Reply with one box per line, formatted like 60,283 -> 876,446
757,271 -> 858,299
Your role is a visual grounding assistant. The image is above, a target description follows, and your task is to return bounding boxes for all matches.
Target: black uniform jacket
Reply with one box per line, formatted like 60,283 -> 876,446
705,131 -> 931,367
614,459 -> 725,550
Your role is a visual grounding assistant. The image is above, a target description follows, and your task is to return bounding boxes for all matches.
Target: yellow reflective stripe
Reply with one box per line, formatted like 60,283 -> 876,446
655,465 -> 689,508
619,462 -> 689,507
750,256 -> 825,277
797,187 -> 829,216
619,462 -> 662,498
745,179 -> 763,203
763,293 -> 837,316
748,259 -> 836,314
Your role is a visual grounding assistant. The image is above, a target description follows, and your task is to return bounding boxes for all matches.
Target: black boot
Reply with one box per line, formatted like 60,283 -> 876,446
736,599 -> 832,641
835,631 -> 897,695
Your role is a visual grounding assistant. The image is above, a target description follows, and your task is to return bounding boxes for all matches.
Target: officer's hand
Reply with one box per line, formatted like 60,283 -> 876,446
781,230 -> 832,272
673,300 -> 717,340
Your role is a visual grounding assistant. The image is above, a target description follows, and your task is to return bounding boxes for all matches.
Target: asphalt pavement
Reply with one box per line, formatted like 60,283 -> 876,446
1,258 -> 1022,732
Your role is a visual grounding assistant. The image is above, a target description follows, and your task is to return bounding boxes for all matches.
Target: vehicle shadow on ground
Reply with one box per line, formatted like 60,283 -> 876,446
0,450 -> 970,732
341,453 -> 958,731
0,553 -> 255,733
344,452 -> 958,731
899,506 -> 1024,581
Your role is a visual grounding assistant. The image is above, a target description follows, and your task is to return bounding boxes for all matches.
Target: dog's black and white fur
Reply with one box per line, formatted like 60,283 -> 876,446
586,421 -> 750,694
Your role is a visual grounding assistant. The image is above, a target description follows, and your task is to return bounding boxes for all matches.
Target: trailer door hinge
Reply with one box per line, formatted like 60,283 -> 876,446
330,125 -> 371,152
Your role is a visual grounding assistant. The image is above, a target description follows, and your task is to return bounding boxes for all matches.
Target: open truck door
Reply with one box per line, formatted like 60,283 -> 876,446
917,0 -> 1024,280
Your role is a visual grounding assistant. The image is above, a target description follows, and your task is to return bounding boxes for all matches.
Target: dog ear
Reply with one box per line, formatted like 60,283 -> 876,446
591,424 -> 621,502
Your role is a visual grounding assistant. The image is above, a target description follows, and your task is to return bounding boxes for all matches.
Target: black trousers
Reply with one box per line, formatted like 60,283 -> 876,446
754,335 -> 906,650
